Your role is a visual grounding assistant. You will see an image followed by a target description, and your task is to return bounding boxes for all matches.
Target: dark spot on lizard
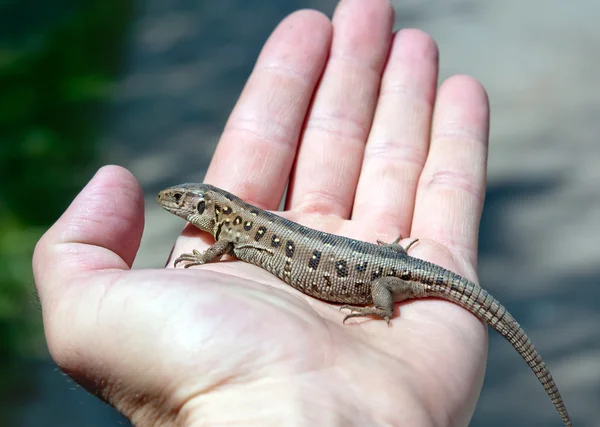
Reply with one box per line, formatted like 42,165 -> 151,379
223,192 -> 235,201
255,226 -> 266,241
355,261 -> 368,272
197,200 -> 205,214
348,239 -> 368,254
352,282 -> 369,299
233,216 -> 242,226
250,209 -> 260,216
463,283 -> 473,298
279,217 -> 300,231
308,250 -> 321,269
296,226 -> 310,236
243,221 -> 253,231
436,276 -> 446,286
371,266 -> 383,280
400,268 -> 411,280
285,241 -> 295,258
320,233 -> 337,246
278,218 -> 310,235
283,259 -> 292,277
261,210 -> 277,221
420,276 -> 433,285
271,234 -> 281,247
335,260 -> 348,278
222,206 -> 232,215
214,204 -> 221,215
354,282 -> 366,292
390,267 -> 397,276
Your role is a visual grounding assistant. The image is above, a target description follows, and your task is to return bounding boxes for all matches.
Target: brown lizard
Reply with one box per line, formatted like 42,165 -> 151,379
157,182 -> 572,427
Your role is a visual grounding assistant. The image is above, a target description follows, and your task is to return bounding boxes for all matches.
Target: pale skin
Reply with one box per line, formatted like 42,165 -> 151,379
33,0 -> 491,426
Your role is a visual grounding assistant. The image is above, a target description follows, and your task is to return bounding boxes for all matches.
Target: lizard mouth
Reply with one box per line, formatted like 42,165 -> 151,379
156,191 -> 183,214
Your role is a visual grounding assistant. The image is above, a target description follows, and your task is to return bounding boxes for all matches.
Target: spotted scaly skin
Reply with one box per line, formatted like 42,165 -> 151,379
157,183 -> 572,427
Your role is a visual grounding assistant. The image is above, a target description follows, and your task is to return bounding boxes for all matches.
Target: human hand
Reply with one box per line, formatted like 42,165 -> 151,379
33,0 -> 490,425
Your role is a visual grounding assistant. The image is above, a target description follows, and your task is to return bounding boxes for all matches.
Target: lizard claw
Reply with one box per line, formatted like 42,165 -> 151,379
404,238 -> 419,252
338,305 -> 394,326
377,235 -> 403,246
339,304 -> 361,313
173,249 -> 206,268
339,305 -> 360,324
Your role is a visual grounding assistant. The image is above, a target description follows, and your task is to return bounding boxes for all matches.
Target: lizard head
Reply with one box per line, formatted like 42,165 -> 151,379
156,183 -> 219,232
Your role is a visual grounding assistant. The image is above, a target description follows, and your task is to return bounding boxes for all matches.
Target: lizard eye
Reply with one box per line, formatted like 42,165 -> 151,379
197,200 -> 206,214
173,192 -> 182,202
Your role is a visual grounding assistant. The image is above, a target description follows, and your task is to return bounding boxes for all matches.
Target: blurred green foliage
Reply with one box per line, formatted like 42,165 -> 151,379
0,0 -> 134,419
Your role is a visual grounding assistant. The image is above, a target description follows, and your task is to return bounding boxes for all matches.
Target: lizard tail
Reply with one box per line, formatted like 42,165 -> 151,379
421,272 -> 572,427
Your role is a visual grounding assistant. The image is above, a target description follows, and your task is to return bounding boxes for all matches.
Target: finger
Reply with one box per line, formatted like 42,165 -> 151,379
286,0 -> 394,217
352,29 -> 438,238
411,75 -> 490,267
33,165 -> 144,300
205,10 -> 332,210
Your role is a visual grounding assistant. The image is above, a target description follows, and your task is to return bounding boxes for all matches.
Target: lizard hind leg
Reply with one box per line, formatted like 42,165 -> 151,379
340,277 -> 419,326
340,278 -> 397,325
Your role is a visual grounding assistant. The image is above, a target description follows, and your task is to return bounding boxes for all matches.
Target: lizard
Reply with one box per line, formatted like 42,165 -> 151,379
157,182 -> 573,427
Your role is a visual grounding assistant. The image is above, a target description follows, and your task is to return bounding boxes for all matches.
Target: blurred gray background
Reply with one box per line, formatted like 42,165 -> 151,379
7,0 -> 600,426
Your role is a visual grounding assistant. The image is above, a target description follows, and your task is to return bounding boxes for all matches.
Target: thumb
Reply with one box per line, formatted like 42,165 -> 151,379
33,165 -> 144,302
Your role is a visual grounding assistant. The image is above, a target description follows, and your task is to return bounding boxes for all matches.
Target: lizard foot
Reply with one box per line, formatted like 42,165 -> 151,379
173,249 -> 207,268
340,305 -> 393,326
376,236 -> 419,254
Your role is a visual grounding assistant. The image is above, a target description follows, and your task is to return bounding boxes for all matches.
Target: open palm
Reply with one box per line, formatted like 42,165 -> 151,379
33,1 -> 491,425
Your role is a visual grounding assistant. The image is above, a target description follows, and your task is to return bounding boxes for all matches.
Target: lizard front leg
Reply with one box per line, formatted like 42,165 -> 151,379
341,276 -> 422,325
174,239 -> 233,268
